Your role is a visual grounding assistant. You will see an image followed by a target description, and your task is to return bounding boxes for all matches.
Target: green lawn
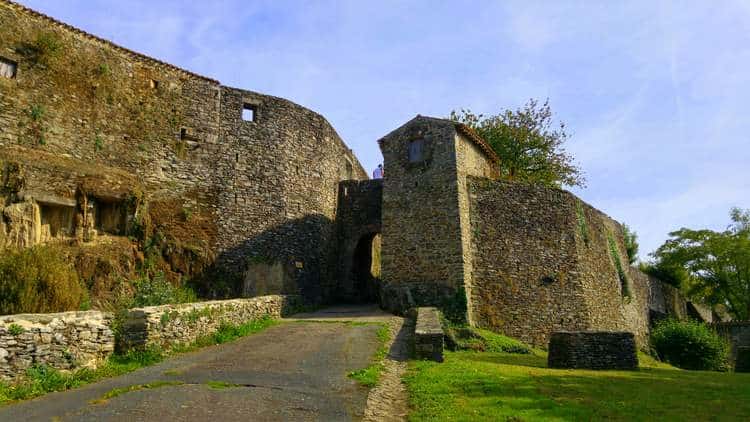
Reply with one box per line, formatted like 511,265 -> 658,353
405,350 -> 750,421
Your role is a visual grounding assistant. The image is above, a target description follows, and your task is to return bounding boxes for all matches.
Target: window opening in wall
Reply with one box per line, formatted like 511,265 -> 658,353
242,104 -> 256,122
39,203 -> 76,237
95,200 -> 127,235
408,138 -> 424,163
0,57 -> 17,79
235,153 -> 239,163
180,128 -> 187,140
149,79 -> 160,89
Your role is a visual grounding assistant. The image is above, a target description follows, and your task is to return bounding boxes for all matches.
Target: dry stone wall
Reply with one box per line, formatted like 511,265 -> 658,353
0,295 -> 296,381
119,295 -> 300,350
0,311 -> 113,381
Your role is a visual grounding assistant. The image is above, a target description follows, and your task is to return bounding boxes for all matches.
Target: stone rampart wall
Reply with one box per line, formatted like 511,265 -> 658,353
0,1 -> 367,302
713,321 -> 750,360
467,178 -> 650,347
0,311 -> 113,381
0,295 -> 295,381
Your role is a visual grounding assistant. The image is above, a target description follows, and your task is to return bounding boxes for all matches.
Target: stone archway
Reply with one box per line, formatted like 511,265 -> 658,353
350,232 -> 381,303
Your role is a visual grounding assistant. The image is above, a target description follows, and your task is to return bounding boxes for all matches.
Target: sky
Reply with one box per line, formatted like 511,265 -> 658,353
19,0 -> 750,259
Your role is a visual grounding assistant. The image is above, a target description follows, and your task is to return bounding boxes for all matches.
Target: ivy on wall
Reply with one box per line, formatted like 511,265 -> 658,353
607,231 -> 632,300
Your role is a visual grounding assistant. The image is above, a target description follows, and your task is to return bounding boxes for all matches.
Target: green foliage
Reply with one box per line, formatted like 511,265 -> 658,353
445,326 -> 531,354
94,381 -> 182,403
94,134 -> 104,151
607,232 -> 632,299
172,316 -> 277,352
17,32 -> 63,68
576,200 -> 590,245
95,63 -> 110,76
639,261 -> 689,289
0,347 -> 164,405
7,324 -> 24,336
0,246 -> 86,314
404,349 -> 750,421
348,324 -> 390,387
22,104 -> 49,145
651,319 -> 730,371
180,207 -> 192,222
441,288 -> 468,324
130,272 -> 197,308
650,207 -> 750,319
451,99 -> 585,188
622,224 -> 639,264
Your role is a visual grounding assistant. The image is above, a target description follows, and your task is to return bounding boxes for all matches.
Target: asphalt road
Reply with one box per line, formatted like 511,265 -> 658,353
0,306 -> 392,422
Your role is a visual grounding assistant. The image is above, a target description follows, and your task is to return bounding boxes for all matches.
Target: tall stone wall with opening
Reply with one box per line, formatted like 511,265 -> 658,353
0,0 -> 367,304
467,178 -> 650,347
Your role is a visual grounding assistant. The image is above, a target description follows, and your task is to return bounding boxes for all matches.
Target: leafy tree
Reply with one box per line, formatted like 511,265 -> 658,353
451,99 -> 585,188
622,224 -> 639,264
649,208 -> 750,319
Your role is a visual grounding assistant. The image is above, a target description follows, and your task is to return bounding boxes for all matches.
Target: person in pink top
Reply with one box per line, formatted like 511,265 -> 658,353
372,164 -> 384,179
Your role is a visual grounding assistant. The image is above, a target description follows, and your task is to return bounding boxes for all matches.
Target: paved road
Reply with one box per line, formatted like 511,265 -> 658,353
0,305 -> 395,422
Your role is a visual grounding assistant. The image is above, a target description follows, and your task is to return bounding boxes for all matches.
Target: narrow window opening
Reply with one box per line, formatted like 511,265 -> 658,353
234,193 -> 238,204
235,153 -> 239,163
0,57 -> 17,79
408,138 -> 424,163
242,104 -> 256,122
180,128 -> 187,140
149,79 -> 160,89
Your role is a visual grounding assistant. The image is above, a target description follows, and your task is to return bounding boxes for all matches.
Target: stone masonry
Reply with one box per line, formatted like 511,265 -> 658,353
547,331 -> 638,370
0,0 -> 367,303
0,311 -> 114,380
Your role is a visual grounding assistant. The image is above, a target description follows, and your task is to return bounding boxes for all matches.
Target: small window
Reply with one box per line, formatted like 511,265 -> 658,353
149,79 -> 160,89
408,138 -> 424,163
180,128 -> 188,140
0,57 -> 17,79
242,104 -> 256,122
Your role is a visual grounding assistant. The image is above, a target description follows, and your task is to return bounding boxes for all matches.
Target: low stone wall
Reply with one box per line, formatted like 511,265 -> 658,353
119,295 -> 300,350
736,347 -> 750,373
547,331 -> 638,370
0,311 -> 114,381
413,307 -> 444,362
712,321 -> 750,366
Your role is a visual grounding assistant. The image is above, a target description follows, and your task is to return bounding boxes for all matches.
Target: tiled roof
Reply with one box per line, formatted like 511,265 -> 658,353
2,0 -> 219,84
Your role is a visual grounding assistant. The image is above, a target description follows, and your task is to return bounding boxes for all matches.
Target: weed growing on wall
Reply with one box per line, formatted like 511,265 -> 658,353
21,104 -> 49,145
576,200 -> 590,246
607,232 -> 632,300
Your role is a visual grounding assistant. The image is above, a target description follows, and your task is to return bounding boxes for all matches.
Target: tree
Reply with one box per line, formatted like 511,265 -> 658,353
649,208 -> 750,320
451,99 -> 585,188
622,224 -> 639,264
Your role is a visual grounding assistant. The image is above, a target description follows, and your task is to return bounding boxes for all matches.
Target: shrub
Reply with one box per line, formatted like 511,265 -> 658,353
130,272 -> 197,307
651,319 -> 729,371
0,246 -> 85,314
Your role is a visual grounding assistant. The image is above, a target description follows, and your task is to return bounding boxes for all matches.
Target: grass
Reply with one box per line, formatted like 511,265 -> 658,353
448,326 -> 532,354
405,349 -> 750,421
0,317 -> 277,406
91,381 -> 183,404
348,324 -> 391,387
205,381 -> 241,390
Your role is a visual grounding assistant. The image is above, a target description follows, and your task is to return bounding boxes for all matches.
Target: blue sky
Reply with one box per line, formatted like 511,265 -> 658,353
20,0 -> 749,258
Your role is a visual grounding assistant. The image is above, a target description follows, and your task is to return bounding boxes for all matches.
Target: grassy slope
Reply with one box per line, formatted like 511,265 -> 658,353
405,350 -> 750,421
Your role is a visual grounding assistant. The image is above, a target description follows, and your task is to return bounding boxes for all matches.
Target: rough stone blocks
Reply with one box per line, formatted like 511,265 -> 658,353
547,331 -> 638,370
414,307 -> 444,362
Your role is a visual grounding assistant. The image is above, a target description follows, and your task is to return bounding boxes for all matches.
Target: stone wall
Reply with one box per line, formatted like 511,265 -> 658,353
379,116 -> 496,316
713,321 -> 750,362
119,295 -> 300,350
547,331 -> 638,370
334,179 -> 382,302
413,307 -> 444,362
0,0 -> 367,302
0,295 -> 295,381
467,178 -> 650,347
0,311 -> 113,381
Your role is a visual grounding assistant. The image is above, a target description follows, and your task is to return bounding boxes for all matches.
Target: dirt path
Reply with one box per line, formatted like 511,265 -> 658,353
0,305 -> 408,422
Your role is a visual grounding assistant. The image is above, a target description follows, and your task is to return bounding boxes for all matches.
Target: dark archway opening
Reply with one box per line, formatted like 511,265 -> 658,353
351,233 -> 381,303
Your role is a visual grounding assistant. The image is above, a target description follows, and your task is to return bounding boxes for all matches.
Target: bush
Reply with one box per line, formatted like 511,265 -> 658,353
651,319 -> 729,371
130,272 -> 197,308
0,246 -> 86,314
